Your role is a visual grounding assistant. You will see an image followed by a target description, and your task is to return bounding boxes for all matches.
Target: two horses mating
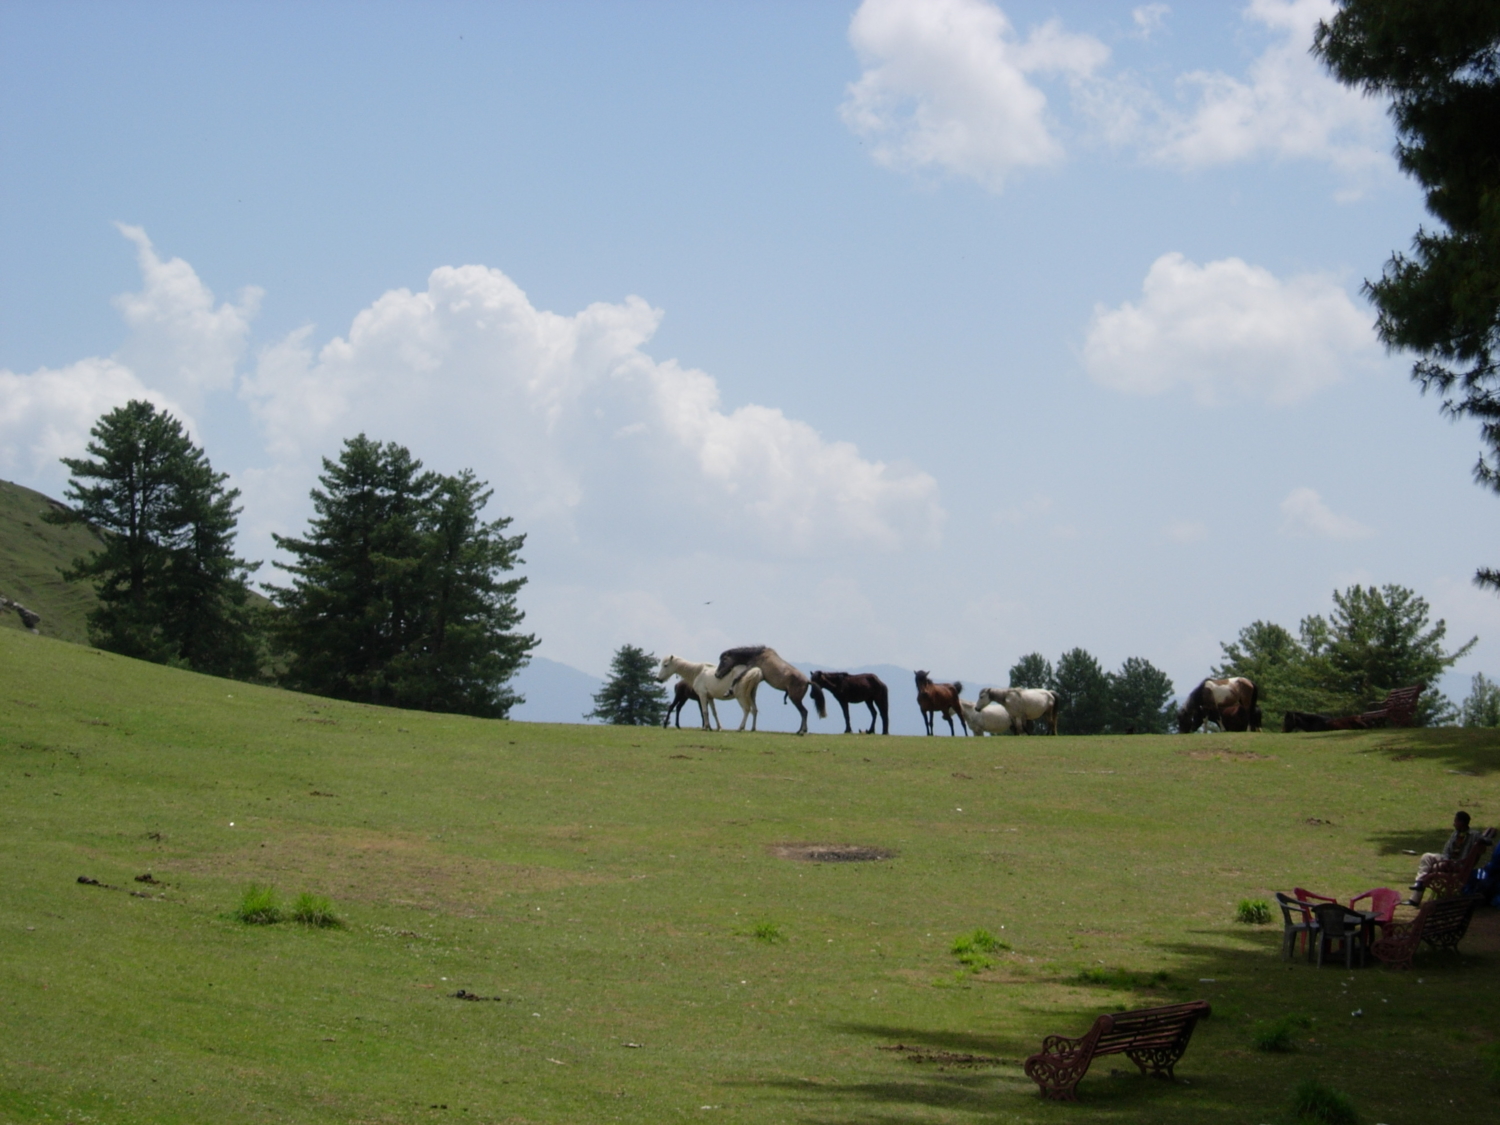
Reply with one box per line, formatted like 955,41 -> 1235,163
1178,676 -> 1262,733
665,646 -> 883,736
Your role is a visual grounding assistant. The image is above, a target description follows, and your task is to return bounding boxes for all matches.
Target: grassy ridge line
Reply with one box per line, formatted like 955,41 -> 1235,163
1,626 -> 1498,1123
0,477 -> 102,644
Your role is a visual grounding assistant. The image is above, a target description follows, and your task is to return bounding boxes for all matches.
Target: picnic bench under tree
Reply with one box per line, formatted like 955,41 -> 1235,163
1023,1000 -> 1211,1101
1370,895 -> 1481,970
1357,684 -> 1425,727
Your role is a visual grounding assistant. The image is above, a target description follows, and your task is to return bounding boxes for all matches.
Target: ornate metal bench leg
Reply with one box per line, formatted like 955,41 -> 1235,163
1126,1043 -> 1186,1080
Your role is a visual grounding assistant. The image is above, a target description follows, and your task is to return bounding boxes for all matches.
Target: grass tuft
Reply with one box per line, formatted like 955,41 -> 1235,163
290,892 -> 343,928
235,884 -> 283,925
1251,1014 -> 1310,1052
951,928 -> 1008,972
750,921 -> 785,944
1236,898 -> 1273,924
1290,1078 -> 1358,1124
1077,967 -> 1172,990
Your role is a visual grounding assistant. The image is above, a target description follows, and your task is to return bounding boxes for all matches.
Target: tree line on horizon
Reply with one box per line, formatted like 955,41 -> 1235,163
42,400 -> 1500,731
48,400 -> 536,719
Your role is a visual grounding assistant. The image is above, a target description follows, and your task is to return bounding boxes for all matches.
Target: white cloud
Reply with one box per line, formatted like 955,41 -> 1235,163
112,224 -> 260,407
1279,487 -> 1373,540
1153,0 -> 1387,173
1132,4 -> 1170,40
1082,252 -> 1376,405
840,0 -> 1108,191
0,358 -> 187,486
241,263 -> 943,555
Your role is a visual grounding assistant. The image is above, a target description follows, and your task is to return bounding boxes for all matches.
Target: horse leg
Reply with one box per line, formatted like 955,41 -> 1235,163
922,706 -> 933,736
840,698 -> 853,734
878,695 -> 889,736
698,690 -> 716,731
864,700 -> 878,734
790,682 -> 809,735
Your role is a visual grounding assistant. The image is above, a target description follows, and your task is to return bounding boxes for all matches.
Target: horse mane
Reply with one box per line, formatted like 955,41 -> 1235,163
720,645 -> 767,665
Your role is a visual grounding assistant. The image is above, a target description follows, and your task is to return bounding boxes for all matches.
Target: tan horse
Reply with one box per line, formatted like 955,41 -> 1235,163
715,646 -> 816,734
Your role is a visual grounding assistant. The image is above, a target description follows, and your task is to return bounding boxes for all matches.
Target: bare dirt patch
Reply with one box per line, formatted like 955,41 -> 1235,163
767,844 -> 894,863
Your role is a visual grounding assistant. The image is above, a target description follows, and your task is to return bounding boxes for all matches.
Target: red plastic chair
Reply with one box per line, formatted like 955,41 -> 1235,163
1350,887 -> 1400,924
1294,888 -> 1341,908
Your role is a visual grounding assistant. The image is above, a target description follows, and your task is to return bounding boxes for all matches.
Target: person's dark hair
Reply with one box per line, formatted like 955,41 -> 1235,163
1456,810 -> 1472,826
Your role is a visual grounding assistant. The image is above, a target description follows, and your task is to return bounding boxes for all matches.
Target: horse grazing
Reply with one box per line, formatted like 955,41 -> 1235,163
977,687 -> 1059,735
915,671 -> 968,736
809,671 -> 890,735
662,679 -> 706,729
655,654 -> 764,732
715,646 -> 815,735
1179,677 -> 1260,733
959,699 -> 1011,735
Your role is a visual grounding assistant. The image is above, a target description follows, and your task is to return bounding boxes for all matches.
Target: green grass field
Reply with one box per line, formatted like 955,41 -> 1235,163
3,625 -> 1498,1124
0,478 -> 102,645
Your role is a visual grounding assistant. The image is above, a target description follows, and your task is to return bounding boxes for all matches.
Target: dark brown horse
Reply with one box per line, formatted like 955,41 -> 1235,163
915,670 -> 968,736
662,679 -> 706,729
809,671 -> 889,735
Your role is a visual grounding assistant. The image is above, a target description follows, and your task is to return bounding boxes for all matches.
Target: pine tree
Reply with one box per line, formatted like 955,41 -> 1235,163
1053,648 -> 1110,735
268,436 -> 536,717
1314,4 -> 1500,588
1008,653 -> 1054,690
1461,673 -> 1500,727
52,400 -> 260,676
587,644 -> 668,725
1107,657 -> 1175,735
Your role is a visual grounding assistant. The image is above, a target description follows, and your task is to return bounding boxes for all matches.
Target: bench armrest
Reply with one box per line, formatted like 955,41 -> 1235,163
1039,1033 -> 1088,1055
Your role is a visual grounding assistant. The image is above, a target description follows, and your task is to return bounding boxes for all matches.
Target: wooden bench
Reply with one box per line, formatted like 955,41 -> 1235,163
1023,1000 -> 1211,1101
1358,683 -> 1425,727
1370,895 -> 1480,969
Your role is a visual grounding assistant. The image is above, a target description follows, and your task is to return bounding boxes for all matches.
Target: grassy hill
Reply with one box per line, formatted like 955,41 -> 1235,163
2,625 -> 1498,1124
0,477 -> 103,644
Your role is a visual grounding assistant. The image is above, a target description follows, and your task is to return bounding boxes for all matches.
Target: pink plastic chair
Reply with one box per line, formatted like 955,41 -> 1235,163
1294,887 -> 1341,908
1350,887 -> 1400,924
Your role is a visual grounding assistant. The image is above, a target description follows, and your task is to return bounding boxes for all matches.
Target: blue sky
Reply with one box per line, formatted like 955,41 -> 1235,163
2,0 -> 1495,720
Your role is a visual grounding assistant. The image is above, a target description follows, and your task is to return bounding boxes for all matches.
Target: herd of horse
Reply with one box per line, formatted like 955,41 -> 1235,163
655,647 -> 1261,736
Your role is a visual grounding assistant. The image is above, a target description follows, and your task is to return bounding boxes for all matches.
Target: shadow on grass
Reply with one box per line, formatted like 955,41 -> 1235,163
739,923 -> 1499,1124
1366,829 -> 1445,857
1354,727 -> 1500,777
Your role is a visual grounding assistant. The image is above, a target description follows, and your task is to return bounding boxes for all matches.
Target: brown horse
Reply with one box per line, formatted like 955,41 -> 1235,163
809,671 -> 889,735
662,679 -> 706,729
1179,677 -> 1259,732
715,646 -> 816,734
915,670 -> 968,736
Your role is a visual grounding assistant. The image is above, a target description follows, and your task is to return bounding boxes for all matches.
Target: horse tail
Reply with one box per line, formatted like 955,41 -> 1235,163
809,680 -> 828,719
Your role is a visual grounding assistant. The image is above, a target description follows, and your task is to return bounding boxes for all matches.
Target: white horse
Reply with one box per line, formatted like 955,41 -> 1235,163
960,699 -> 1012,735
977,687 -> 1059,735
655,654 -> 764,731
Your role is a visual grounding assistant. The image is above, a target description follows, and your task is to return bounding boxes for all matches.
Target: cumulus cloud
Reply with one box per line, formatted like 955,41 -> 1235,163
112,224 -> 261,407
1279,486 -> 1372,539
1153,0 -> 1386,173
0,358 -> 189,486
241,263 -> 943,555
1082,252 -> 1376,405
840,0 -> 1108,191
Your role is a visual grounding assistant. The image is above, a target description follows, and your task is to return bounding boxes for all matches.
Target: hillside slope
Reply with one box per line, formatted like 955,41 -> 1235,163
1,627 -> 1497,1125
0,478 -> 102,644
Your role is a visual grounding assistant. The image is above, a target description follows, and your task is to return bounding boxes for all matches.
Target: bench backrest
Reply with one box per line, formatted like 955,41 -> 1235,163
1362,684 -> 1424,725
1091,1001 -> 1211,1055
1424,895 -> 1478,938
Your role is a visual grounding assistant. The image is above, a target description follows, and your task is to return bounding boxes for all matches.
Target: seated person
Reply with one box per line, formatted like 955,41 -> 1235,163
1405,811 -> 1497,905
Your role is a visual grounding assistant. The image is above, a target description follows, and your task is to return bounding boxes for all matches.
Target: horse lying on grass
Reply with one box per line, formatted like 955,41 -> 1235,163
809,671 -> 889,735
977,687 -> 1059,735
960,699 -> 1012,735
915,671 -> 967,736
655,654 -> 764,732
716,646 -> 815,735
